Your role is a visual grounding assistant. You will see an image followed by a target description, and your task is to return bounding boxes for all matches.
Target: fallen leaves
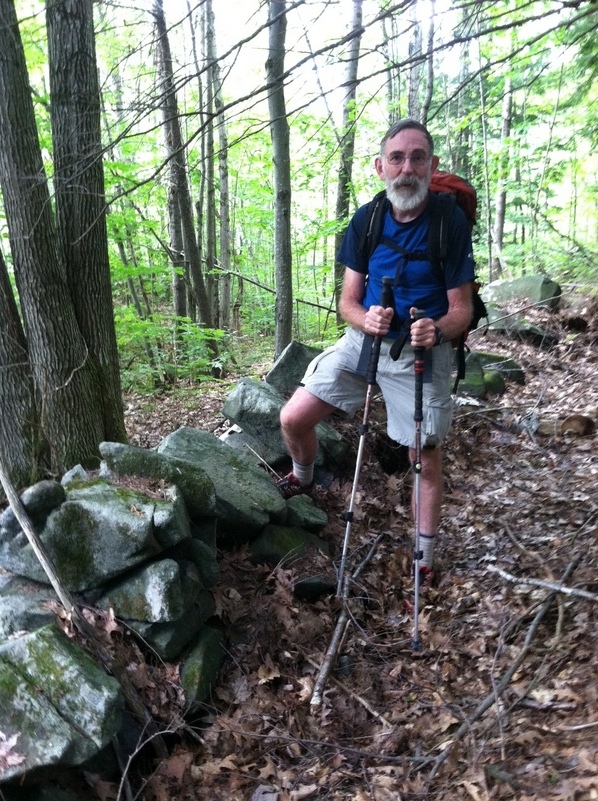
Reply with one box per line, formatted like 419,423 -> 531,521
118,300 -> 598,800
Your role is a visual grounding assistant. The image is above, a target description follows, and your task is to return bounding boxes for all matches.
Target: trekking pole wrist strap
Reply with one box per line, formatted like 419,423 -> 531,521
433,326 -> 446,346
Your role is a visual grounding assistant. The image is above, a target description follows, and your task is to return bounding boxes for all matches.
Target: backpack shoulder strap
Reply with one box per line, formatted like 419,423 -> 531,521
427,192 -> 457,267
358,189 -> 390,264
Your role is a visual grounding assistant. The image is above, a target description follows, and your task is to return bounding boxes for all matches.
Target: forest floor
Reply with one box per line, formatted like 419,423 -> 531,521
117,293 -> 598,801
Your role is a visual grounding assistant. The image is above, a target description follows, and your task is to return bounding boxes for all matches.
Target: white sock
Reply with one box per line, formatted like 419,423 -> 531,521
292,460 -> 314,487
419,533 -> 436,568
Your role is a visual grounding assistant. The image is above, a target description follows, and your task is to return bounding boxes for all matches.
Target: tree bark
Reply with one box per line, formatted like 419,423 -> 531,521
153,0 -> 215,333
46,0 -> 126,444
0,252 -> 42,494
334,0 -> 363,324
267,0 -> 293,358
205,0 -> 233,331
0,0 -> 117,476
492,77 -> 512,279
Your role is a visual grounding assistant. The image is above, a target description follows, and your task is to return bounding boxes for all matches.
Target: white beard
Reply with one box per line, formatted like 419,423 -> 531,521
385,174 -> 429,212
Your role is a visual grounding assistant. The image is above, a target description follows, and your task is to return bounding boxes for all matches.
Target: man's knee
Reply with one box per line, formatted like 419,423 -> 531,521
280,388 -> 332,432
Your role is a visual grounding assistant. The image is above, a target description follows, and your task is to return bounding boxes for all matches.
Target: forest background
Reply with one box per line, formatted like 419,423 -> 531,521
0,0 -> 596,491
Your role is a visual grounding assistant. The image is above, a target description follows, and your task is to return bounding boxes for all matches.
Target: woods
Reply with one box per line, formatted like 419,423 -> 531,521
0,3 -> 597,798
0,0 -> 596,495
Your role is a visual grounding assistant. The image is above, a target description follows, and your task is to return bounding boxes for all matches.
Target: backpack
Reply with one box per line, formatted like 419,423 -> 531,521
357,170 -> 487,392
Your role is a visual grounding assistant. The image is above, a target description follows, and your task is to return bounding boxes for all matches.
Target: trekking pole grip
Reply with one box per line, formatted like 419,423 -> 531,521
412,308 -> 426,423
366,277 -> 394,384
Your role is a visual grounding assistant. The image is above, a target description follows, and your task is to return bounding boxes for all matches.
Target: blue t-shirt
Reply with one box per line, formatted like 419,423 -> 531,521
337,194 -> 475,334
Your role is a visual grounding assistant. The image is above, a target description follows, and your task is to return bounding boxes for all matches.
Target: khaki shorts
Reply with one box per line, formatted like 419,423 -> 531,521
301,326 -> 453,449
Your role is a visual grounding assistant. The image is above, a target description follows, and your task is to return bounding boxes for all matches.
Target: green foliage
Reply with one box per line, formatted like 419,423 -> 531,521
5,0 -> 596,390
115,306 -> 227,391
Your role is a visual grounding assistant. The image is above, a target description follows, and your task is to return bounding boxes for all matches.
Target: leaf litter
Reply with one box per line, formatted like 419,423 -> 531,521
118,296 -> 598,801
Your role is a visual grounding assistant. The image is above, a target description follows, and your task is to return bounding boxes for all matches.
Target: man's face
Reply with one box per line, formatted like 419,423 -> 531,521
375,128 -> 437,213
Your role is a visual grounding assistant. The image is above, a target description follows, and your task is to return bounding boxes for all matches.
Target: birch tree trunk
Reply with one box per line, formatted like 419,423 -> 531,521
492,77 -> 512,280
334,0 -> 363,323
267,0 -> 293,358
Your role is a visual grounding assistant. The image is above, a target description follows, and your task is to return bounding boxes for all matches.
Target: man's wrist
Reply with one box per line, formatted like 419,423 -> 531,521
434,326 -> 446,346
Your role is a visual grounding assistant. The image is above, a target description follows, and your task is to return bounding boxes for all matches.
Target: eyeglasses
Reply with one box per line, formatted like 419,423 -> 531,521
383,152 -> 431,168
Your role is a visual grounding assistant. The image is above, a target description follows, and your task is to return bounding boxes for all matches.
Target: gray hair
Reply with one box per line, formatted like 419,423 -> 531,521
380,119 -> 434,155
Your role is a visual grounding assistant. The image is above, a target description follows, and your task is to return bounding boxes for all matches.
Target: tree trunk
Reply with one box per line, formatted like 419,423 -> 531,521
407,4 -> 422,119
267,0 -> 293,359
46,0 -> 126,444
0,252 -> 42,494
203,2 -> 218,326
0,0 -> 120,477
334,0 -> 363,324
205,0 -> 232,331
492,77 -> 512,280
153,0 -> 215,333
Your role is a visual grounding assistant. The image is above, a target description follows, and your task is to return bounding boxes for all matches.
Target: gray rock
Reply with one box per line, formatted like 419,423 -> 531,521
249,523 -> 330,566
481,275 -> 561,310
0,573 -> 56,639
96,558 -> 202,623
126,591 -> 216,661
0,625 -> 123,782
219,423 -> 282,467
486,307 -> 559,347
477,352 -> 525,384
265,340 -> 322,394
99,441 -> 216,518
180,626 -> 226,713
165,538 -> 220,588
223,378 -> 348,470
285,494 -> 328,532
0,479 -> 65,536
152,485 -> 192,548
61,464 -> 90,487
0,481 -> 171,590
455,351 -> 487,399
156,427 -> 287,538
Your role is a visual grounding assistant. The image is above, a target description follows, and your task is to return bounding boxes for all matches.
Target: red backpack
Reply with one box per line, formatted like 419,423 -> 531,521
429,170 -> 477,230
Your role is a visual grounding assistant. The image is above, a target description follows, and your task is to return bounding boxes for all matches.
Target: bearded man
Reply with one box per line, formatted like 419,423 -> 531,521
276,119 -> 475,586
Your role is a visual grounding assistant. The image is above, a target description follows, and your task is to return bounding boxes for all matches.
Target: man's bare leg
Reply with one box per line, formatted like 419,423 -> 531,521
408,446 -> 442,573
280,387 -> 337,467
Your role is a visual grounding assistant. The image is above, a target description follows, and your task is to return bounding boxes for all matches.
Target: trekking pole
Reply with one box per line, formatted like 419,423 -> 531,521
410,308 -> 426,650
336,276 -> 394,597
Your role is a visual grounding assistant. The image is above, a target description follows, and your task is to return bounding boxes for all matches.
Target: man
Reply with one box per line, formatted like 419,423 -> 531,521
277,119 -> 475,582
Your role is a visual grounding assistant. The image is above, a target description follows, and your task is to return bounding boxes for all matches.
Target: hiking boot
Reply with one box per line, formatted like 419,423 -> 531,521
276,472 -> 314,500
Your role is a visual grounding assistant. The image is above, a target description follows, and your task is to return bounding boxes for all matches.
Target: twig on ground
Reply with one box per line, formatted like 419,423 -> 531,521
504,524 -> 565,641
305,655 -> 393,728
486,564 -> 598,603
310,533 -> 385,710
426,557 -> 581,781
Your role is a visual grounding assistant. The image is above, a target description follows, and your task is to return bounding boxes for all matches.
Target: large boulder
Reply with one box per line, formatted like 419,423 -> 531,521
0,480 -> 186,591
265,340 -> 322,394
96,558 -> 202,623
99,441 -> 216,519
486,307 -> 559,347
0,625 -> 123,782
156,427 -> 287,539
0,573 -> 56,640
481,275 -> 561,310
222,378 -> 348,471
